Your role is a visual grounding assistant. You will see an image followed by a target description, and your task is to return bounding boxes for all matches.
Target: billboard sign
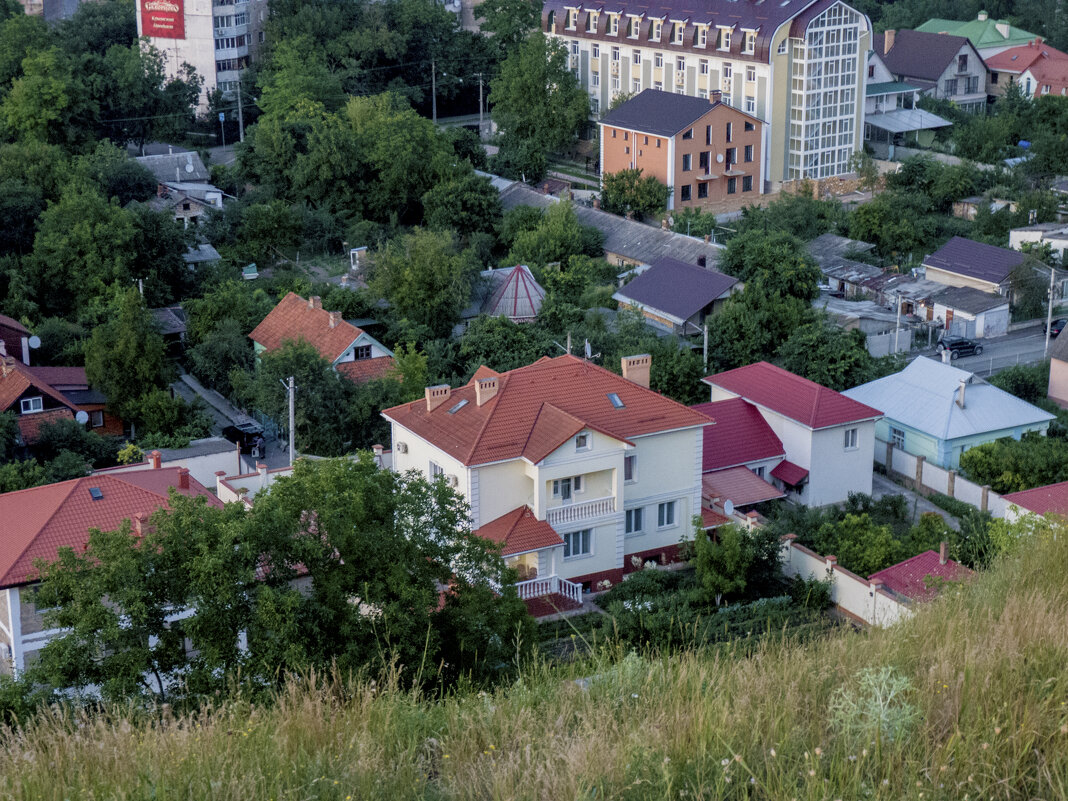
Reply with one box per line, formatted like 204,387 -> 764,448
141,0 -> 185,39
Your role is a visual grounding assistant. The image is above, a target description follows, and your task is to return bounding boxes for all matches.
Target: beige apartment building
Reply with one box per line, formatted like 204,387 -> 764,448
544,0 -> 872,188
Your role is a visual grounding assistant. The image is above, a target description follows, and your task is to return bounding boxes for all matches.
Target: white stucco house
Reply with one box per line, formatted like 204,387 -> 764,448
382,354 -> 712,606
701,362 -> 882,506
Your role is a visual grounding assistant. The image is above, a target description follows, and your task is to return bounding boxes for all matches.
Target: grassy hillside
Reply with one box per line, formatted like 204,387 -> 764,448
3,525 -> 1068,800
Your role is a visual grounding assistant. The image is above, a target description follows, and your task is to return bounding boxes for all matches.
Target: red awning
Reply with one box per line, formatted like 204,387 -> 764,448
771,460 -> 809,486
702,466 -> 785,507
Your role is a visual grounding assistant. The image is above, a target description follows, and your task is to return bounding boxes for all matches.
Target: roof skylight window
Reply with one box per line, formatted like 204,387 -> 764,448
448,399 -> 469,414
607,392 -> 625,409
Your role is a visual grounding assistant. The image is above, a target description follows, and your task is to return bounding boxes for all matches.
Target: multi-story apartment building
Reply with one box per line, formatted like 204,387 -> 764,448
136,0 -> 267,106
544,0 -> 872,187
599,89 -> 765,209
382,355 -> 711,598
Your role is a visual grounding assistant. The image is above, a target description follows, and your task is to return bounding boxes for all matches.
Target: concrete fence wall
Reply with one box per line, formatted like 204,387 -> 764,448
867,330 -> 913,358
875,439 -> 1006,517
780,536 -> 911,627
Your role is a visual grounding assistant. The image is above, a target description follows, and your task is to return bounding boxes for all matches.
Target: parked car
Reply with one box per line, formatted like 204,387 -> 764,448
222,420 -> 264,454
936,336 -> 984,358
1046,318 -> 1067,338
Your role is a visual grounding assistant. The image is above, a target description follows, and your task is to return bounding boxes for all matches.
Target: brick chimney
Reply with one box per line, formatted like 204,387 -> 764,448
372,444 -> 384,465
939,541 -> 948,565
978,10 -> 989,20
177,467 -> 190,490
621,354 -> 651,388
475,376 -> 499,406
328,311 -> 342,328
425,384 -> 452,411
308,296 -> 322,310
133,512 -> 147,536
956,378 -> 967,408
149,450 -> 162,469
883,29 -> 896,54
710,89 -> 722,104
257,462 -> 268,490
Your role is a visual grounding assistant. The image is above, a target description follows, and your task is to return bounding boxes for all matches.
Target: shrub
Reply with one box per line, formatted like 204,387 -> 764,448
830,666 -> 919,745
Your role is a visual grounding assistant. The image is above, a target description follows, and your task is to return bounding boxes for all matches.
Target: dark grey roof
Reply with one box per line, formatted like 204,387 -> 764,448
930,285 -> 1010,314
151,306 -> 187,336
924,236 -> 1027,285
63,389 -> 107,405
874,30 -> 981,82
498,182 -> 723,266
183,244 -> 222,265
600,89 -> 720,137
614,257 -> 737,321
806,233 -> 876,262
158,437 -> 239,460
135,152 -> 211,184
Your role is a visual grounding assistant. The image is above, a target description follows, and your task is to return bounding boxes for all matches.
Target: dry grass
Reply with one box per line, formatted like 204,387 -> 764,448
3,530 -> 1068,800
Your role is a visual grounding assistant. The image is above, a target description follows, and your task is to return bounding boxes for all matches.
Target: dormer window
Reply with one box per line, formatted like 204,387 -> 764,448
565,8 -> 577,30
743,30 -> 756,53
586,10 -> 598,32
650,19 -> 662,41
575,432 -> 591,451
671,22 -> 685,44
607,13 -> 619,35
718,27 -> 732,50
627,15 -> 640,38
20,396 -> 43,414
696,26 -> 707,47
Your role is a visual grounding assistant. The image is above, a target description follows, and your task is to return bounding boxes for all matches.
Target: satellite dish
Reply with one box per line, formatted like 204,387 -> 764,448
75,410 -> 90,425
185,162 -> 194,173
716,153 -> 724,163
28,335 -> 41,349
723,499 -> 734,516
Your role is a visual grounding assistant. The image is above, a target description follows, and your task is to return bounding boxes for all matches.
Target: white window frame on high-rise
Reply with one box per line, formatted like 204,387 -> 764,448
586,10 -> 598,32
676,56 -> 686,72
787,2 -> 864,180
654,52 -> 663,67
746,65 -> 756,82
627,15 -> 640,38
718,26 -> 731,51
650,19 -> 662,41
592,73 -> 600,87
700,59 -> 709,75
671,21 -> 685,44
696,26 -> 707,47
633,49 -> 641,63
611,46 -> 620,61
607,13 -> 619,35
592,43 -> 600,58
632,78 -> 641,92
744,30 -> 757,54
565,8 -> 577,29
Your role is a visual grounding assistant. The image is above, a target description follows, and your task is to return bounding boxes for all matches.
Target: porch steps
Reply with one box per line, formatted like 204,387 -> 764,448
524,592 -> 584,618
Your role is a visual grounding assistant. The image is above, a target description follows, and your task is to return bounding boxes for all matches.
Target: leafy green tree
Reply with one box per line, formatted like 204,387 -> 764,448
671,207 -> 718,238
721,228 -> 821,299
58,0 -> 136,55
776,316 -> 877,391
0,410 -> 17,462
84,288 -> 173,425
491,33 -> 589,179
477,0 -> 540,53
370,228 -> 480,338
252,340 -> 354,456
599,168 -> 671,221
988,362 -> 1050,404
257,36 -> 346,117
34,418 -> 116,466
190,318 -> 255,397
182,279 -> 275,346
458,315 -> 553,374
733,190 -> 846,240
1,47 -> 93,148
422,171 -> 502,237
0,178 -> 44,256
0,459 -> 48,492
848,150 -> 880,193
694,524 -> 749,604
814,513 -> 904,576
960,432 -> 1068,493
0,13 -> 49,98
72,141 -> 156,204
507,201 -> 603,268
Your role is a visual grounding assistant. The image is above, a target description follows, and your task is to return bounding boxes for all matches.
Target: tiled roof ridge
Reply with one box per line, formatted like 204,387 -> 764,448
463,369 -> 511,463
0,479 -> 82,583
2,358 -> 77,411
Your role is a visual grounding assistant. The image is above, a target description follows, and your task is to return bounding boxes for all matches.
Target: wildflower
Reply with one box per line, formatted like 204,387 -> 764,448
749,777 -> 756,784
882,779 -> 890,787
1062,724 -> 1068,734
663,757 -> 671,764
862,749 -> 868,757
734,754 -> 742,763
994,727 -> 1002,735
443,755 -> 450,759
848,755 -> 857,762
981,743 -> 989,750
814,747 -> 823,757
769,748 -> 777,757
632,693 -> 639,699
489,745 -> 495,750
808,770 -> 816,777
721,759 -> 730,767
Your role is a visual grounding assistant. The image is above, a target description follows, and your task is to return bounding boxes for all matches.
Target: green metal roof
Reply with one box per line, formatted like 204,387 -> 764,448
866,80 -> 919,96
916,16 -> 1038,51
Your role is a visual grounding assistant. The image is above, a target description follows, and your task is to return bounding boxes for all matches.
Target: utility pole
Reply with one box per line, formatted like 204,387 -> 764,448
280,376 -> 295,466
431,58 -> 437,124
1045,265 -> 1056,356
237,83 -> 245,143
894,293 -> 902,354
219,110 -> 226,148
703,323 -> 709,369
477,72 -> 484,138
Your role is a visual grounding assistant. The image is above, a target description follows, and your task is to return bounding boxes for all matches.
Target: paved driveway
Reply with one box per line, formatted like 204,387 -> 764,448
871,472 -> 961,531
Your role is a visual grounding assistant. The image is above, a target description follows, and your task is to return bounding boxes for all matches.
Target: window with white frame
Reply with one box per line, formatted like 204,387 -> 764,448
718,27 -> 731,50
843,427 -> 858,450
700,58 -> 709,74
586,10 -> 598,31
20,396 -> 43,414
753,465 -> 766,478
612,45 -> 620,61
591,97 -> 600,113
607,13 -> 618,35
592,43 -> 600,58
657,501 -> 677,528
676,56 -> 685,71
430,461 -> 444,477
696,26 -> 707,47
612,76 -> 621,91
745,95 -> 755,113
624,453 -> 637,482
650,19 -> 662,40
654,52 -> 663,67
632,78 -> 641,92
627,15 -> 639,37
91,410 -> 104,428
778,39 -> 787,54
575,432 -> 591,451
890,426 -> 905,449
552,475 -> 584,501
563,528 -> 592,558
744,30 -> 756,53
570,39 -> 579,55
746,65 -> 756,82
592,73 -> 600,87
632,49 -> 641,63
565,8 -> 577,29
625,507 -> 644,535
653,80 -> 663,90
672,22 -> 684,44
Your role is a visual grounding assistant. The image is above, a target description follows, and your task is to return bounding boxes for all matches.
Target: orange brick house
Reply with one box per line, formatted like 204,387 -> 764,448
598,88 -> 765,211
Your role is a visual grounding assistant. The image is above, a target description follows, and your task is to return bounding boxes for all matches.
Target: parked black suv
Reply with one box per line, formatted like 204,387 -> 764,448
1046,318 -> 1066,339
936,336 -> 984,358
222,420 -> 265,454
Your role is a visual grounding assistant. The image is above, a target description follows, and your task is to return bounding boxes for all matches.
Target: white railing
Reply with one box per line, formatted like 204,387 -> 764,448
515,574 -> 583,605
546,496 -> 616,527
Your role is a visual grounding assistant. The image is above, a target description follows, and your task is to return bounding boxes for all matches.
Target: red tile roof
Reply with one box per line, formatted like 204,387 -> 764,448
868,550 -> 972,602
701,507 -> 730,529
771,459 -> 808,486
1002,480 -> 1068,518
25,366 -> 89,391
703,362 -> 882,429
475,506 -> 564,556
250,292 -> 364,364
0,467 -> 223,587
702,467 -> 785,507
0,357 -> 78,414
984,41 -> 1068,77
692,398 -> 784,471
336,356 -> 396,384
383,355 -> 711,467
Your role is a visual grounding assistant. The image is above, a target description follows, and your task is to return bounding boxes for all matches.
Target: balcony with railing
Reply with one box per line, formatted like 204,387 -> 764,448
546,495 -> 616,528
515,574 -> 583,606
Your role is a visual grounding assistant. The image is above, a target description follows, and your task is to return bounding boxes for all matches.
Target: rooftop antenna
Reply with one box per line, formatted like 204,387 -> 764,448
552,331 -> 573,355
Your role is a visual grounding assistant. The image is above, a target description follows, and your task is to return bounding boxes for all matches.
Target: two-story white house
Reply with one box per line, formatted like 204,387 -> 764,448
382,354 -> 711,603
702,362 -> 882,506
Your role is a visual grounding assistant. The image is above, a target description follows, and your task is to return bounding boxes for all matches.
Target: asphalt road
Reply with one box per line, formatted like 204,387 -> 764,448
922,327 -> 1056,377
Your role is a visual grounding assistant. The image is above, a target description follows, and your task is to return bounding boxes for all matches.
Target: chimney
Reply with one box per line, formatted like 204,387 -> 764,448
0,341 -> 6,359
21,336 -> 29,365
995,21 -> 1010,38
475,376 -> 499,406
425,384 -> 452,411
308,296 -> 322,310
956,378 -> 967,408
621,354 -> 651,388
978,10 -> 988,20
0,356 -> 13,377
939,541 -> 948,565
177,467 -> 190,490
328,311 -> 342,328
133,512 -> 147,536
372,444 -> 384,465
258,462 -> 268,490
941,348 -> 952,365
710,89 -> 722,104
149,450 -> 162,469
883,29 -> 896,54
